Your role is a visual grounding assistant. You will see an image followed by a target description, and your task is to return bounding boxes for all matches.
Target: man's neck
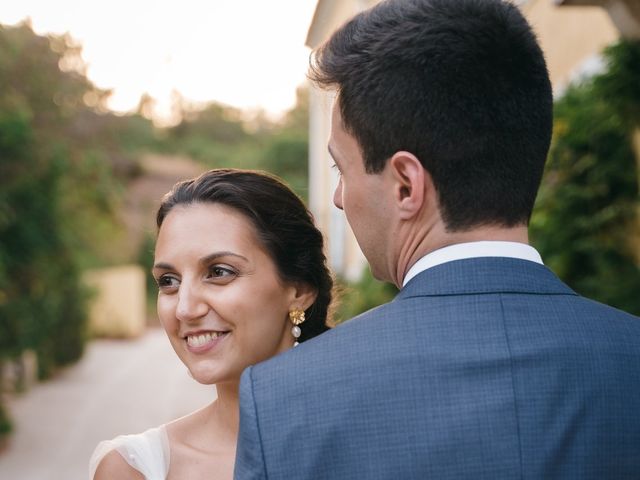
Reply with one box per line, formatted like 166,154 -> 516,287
393,224 -> 530,288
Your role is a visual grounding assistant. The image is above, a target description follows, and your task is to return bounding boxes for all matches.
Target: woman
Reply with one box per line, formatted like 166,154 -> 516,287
90,169 -> 333,479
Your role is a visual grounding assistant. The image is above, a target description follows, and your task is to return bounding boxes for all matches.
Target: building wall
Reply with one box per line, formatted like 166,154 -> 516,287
83,265 -> 147,338
306,0 -> 380,281
522,0 -> 618,92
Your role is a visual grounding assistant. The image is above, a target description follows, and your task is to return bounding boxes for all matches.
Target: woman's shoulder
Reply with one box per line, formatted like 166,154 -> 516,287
89,425 -> 170,480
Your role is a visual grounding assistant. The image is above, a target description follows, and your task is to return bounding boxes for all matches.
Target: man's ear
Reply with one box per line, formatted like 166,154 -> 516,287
389,151 -> 427,220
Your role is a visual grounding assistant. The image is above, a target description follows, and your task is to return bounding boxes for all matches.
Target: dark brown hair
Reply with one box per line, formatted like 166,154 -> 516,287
156,168 -> 332,342
310,0 -> 553,231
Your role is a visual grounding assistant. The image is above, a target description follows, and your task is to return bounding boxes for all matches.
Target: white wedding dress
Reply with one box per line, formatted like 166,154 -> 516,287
89,425 -> 170,479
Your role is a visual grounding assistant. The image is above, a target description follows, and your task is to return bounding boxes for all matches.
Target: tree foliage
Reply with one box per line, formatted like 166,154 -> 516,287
531,40 -> 640,315
334,268 -> 398,324
161,86 -> 310,198
0,23 -> 137,384
1,24 -> 83,374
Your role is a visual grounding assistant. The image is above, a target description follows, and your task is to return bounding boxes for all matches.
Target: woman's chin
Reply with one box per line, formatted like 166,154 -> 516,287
188,368 -> 219,385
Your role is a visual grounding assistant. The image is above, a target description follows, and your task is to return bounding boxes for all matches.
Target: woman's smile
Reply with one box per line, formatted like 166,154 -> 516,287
183,330 -> 230,353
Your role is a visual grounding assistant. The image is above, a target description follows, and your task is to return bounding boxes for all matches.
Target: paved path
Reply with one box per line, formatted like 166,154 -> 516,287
0,328 -> 215,480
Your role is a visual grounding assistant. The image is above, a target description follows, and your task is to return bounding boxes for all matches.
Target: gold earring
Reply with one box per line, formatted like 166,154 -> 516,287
289,308 -> 306,346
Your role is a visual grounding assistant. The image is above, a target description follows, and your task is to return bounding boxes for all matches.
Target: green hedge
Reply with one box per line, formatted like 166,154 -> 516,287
531,40 -> 640,315
334,268 -> 398,324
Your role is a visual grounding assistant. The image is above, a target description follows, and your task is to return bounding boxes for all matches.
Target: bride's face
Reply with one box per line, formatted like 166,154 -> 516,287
152,202 -> 300,385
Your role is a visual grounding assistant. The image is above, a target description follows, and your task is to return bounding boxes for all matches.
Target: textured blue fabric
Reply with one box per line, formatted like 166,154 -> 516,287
234,258 -> 640,479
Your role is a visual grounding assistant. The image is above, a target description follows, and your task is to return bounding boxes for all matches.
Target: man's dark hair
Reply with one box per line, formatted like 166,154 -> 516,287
310,0 -> 553,230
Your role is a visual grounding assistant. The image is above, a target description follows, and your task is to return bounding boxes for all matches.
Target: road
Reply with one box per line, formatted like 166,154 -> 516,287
0,328 -> 214,480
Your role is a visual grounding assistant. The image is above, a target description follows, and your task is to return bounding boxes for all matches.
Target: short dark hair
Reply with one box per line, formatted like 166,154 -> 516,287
156,169 -> 333,342
310,0 -> 553,230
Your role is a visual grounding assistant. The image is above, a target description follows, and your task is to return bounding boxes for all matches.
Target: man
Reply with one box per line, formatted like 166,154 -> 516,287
234,0 -> 640,478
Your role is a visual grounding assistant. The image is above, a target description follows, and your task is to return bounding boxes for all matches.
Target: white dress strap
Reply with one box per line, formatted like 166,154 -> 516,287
89,425 -> 170,480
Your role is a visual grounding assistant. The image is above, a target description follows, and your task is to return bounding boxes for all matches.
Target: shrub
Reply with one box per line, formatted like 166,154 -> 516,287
531,40 -> 640,315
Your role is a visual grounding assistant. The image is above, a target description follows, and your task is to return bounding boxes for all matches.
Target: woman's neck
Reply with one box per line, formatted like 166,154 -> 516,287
163,381 -> 240,479
210,381 -> 240,446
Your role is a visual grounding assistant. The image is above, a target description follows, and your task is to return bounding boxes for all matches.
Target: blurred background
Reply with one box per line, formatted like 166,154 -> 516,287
0,0 -> 639,478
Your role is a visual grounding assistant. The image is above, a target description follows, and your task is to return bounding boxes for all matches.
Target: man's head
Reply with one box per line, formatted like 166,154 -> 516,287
312,0 -> 553,275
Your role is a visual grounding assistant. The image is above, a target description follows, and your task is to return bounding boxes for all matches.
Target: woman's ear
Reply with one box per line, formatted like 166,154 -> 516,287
389,151 -> 427,220
289,282 -> 318,311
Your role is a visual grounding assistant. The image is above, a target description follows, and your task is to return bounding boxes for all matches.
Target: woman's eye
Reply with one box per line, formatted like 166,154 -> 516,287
156,275 -> 179,289
207,265 -> 237,281
331,163 -> 342,176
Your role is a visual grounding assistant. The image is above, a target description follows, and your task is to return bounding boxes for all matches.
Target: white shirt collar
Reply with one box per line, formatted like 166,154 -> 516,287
402,241 -> 543,287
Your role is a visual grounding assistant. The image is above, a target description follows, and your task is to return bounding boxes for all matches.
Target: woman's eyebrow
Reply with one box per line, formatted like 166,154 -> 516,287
198,252 -> 249,267
152,261 -> 174,271
153,252 -> 249,271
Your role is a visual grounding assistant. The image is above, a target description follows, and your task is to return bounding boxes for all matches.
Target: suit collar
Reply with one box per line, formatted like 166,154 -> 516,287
402,241 -> 543,287
397,257 -> 576,300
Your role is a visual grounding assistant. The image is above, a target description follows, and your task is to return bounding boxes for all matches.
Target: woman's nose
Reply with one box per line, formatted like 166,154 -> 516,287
175,284 -> 208,323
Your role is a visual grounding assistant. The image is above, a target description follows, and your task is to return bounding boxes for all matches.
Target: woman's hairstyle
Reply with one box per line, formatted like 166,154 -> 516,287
156,168 -> 333,342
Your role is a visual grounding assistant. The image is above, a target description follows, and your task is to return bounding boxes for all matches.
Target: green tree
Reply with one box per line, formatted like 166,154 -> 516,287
531,40 -> 640,315
256,86 -> 310,198
165,100 -> 256,168
0,23 -> 136,387
160,85 -> 311,199
0,24 -> 89,378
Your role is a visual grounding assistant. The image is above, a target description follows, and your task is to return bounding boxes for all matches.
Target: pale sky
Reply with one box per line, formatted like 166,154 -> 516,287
0,0 -> 319,123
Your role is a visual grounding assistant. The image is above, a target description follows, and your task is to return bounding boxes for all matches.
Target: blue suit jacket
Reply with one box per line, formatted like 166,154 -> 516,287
234,258 -> 640,479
